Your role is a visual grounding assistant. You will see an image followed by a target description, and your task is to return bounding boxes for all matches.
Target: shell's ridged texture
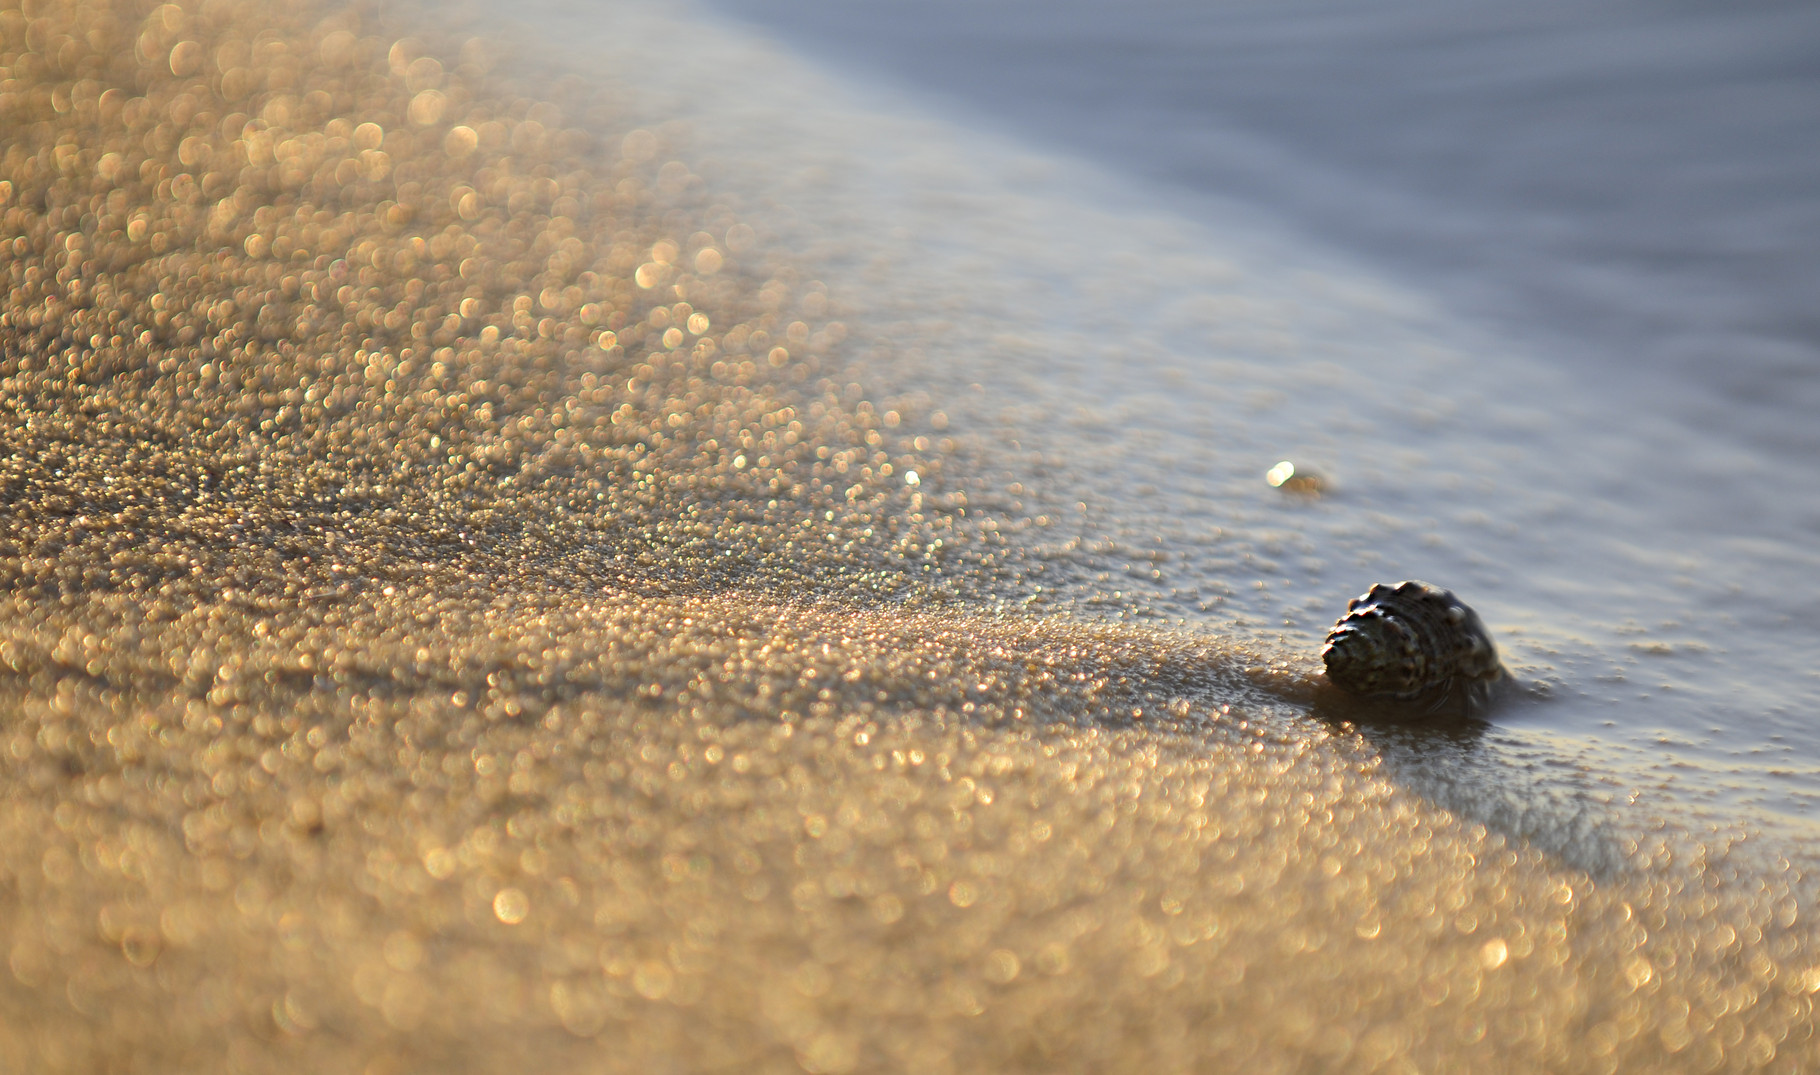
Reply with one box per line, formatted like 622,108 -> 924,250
1322,581 -> 1506,713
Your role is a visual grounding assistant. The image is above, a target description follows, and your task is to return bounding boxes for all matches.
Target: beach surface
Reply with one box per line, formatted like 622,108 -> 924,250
2,1 -> 1818,1071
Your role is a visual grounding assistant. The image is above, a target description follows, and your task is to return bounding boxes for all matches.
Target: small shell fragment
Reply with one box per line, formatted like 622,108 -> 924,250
1266,460 -> 1326,494
1322,580 -> 1506,715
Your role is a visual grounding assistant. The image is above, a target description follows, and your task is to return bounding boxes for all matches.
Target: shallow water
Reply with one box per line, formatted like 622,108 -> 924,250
2,0 -> 1819,1071
700,0 -> 1820,443
665,0 -> 1820,836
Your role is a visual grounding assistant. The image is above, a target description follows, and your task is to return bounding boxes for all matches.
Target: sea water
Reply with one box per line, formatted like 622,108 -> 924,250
521,0 -> 1820,843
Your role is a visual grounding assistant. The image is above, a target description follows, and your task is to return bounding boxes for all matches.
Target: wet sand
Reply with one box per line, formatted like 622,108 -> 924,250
2,1 -> 1818,1071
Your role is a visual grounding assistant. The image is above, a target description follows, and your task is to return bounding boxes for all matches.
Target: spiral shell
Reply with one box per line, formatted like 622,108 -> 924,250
1322,581 -> 1506,715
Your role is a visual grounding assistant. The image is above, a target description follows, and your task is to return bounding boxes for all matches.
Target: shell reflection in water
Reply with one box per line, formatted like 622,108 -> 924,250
1321,580 -> 1507,716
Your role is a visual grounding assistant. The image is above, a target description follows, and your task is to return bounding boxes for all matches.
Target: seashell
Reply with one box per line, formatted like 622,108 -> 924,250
1322,580 -> 1507,715
1265,460 -> 1327,494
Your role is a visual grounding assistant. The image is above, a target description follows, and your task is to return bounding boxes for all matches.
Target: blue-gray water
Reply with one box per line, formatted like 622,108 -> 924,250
560,0 -> 1820,837
699,0 -> 1820,446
